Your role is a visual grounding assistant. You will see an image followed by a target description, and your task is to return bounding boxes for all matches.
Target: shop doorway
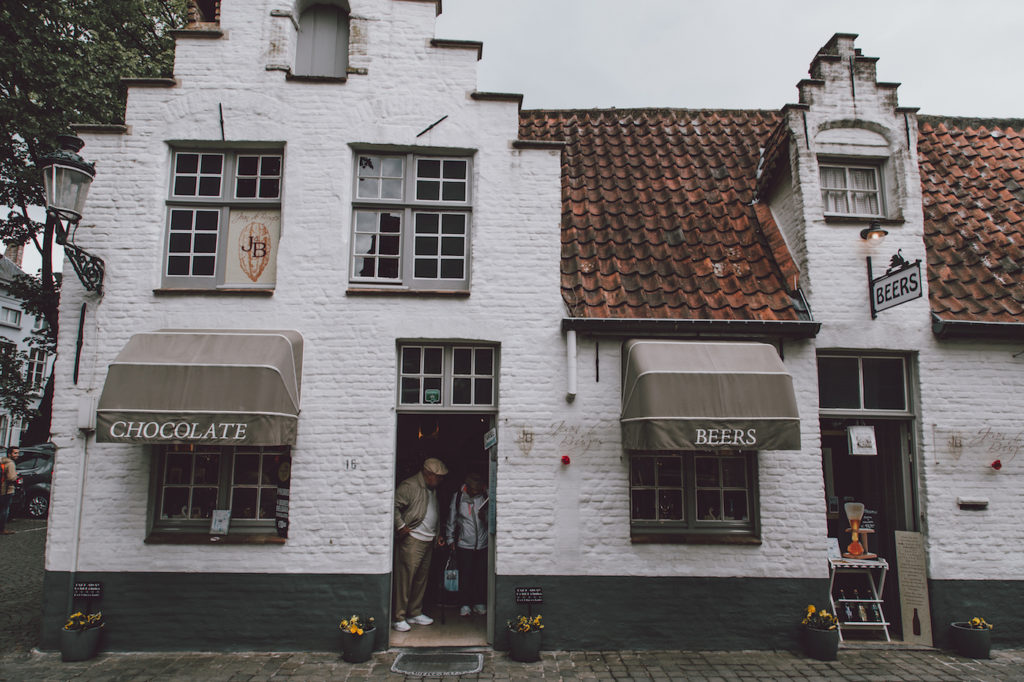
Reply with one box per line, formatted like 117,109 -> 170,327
391,413 -> 494,647
821,417 -> 917,640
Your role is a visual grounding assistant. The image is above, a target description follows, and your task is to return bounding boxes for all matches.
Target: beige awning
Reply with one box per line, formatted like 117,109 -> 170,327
96,330 -> 303,446
621,339 -> 800,451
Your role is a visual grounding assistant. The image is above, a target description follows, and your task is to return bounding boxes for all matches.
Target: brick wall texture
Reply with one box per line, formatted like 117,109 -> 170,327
45,3 -> 1022,600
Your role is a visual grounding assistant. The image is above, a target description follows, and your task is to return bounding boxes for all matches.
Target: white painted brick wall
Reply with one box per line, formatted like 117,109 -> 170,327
47,11 -> 1022,587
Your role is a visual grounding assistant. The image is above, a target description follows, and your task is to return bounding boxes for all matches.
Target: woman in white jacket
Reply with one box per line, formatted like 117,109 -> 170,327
445,472 -> 489,616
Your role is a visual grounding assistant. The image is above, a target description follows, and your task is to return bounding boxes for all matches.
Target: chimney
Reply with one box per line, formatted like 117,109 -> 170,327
4,243 -> 24,268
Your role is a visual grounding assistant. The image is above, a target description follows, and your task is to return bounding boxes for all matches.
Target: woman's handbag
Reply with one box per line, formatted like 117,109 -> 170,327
443,549 -> 460,593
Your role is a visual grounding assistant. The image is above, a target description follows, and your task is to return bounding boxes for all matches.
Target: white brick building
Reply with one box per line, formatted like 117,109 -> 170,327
42,3 -> 1022,654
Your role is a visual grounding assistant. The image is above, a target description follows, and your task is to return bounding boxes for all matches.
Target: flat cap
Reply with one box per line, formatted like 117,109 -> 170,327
423,458 -> 448,475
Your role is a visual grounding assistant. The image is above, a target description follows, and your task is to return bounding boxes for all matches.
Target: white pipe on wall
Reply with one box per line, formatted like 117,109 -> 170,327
566,329 -> 577,402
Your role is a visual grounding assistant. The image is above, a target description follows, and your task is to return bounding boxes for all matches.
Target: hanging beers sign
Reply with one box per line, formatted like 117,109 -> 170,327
869,251 -> 922,319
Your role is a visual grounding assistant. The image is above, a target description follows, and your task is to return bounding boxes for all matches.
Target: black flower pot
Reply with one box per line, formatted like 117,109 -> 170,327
340,628 -> 375,663
508,628 -> 542,662
60,627 -> 102,662
801,626 -> 839,661
950,622 -> 991,659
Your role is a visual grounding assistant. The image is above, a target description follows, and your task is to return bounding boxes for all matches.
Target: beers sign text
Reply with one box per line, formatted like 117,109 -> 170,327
695,428 -> 757,447
870,258 -> 922,318
107,420 -> 248,442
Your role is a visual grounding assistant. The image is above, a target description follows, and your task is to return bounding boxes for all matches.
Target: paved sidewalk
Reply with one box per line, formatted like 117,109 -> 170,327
3,646 -> 1024,681
4,516 -> 1024,680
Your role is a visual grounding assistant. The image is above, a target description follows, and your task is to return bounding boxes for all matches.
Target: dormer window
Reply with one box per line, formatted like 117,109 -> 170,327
820,163 -> 883,217
295,3 -> 350,78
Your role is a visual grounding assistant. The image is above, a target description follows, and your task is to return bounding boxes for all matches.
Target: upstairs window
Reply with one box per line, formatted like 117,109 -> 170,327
163,148 -> 283,290
820,164 -> 883,217
351,151 -> 472,291
0,307 -> 21,328
26,348 -> 46,391
295,3 -> 350,78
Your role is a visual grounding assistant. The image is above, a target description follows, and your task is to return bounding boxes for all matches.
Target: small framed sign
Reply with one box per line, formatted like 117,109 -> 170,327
847,425 -> 877,456
515,587 -> 543,604
209,509 -> 231,535
73,581 -> 103,599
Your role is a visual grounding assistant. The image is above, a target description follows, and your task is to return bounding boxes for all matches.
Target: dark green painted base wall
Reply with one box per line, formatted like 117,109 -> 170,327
41,571 -> 1023,652
494,574 -> 828,651
42,571 -> 390,652
929,580 -> 1023,649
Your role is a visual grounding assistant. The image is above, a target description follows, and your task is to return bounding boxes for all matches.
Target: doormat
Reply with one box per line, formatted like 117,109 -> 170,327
391,652 -> 483,677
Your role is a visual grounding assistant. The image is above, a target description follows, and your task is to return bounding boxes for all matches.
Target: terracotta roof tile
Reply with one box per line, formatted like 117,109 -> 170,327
519,108 -> 806,322
919,117 -> 1024,324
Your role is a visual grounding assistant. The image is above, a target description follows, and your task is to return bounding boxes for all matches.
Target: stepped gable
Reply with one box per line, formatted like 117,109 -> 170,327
918,117 -> 1024,323
518,108 -> 808,321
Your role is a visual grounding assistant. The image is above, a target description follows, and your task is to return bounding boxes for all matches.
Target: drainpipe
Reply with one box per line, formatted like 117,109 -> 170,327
566,329 -> 577,402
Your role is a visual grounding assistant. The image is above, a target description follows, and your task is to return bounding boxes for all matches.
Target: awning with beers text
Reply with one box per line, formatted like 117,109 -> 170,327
620,339 -> 801,451
96,330 -> 303,445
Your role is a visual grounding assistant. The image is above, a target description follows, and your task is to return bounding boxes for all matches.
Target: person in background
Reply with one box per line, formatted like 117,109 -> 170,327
392,457 -> 448,631
0,446 -> 20,535
445,471 -> 489,616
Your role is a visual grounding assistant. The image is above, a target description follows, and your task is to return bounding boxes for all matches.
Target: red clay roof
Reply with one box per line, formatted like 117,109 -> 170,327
518,108 -> 808,322
918,118 -> 1024,324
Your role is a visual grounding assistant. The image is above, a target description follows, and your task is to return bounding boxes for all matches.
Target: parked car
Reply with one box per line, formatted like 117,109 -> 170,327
13,442 -> 55,519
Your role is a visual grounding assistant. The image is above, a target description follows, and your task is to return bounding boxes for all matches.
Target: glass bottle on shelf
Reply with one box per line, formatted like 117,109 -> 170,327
838,589 -> 854,622
853,589 -> 868,622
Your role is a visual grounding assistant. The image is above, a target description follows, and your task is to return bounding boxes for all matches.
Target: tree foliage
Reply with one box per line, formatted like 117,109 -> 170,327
0,1 -> 186,435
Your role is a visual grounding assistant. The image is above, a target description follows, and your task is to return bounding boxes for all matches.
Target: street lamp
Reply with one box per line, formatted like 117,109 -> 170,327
38,135 -> 105,294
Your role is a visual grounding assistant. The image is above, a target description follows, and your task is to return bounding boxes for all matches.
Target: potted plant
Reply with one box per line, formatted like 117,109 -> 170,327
800,605 -> 839,661
506,613 -> 543,662
950,617 -> 993,659
60,611 -> 104,662
338,613 -> 376,663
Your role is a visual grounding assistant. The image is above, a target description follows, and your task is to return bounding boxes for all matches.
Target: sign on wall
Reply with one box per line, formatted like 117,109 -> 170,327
869,252 -> 922,318
225,209 -> 280,287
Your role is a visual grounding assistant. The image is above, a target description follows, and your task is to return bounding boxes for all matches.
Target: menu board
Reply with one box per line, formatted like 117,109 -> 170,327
895,531 -> 932,646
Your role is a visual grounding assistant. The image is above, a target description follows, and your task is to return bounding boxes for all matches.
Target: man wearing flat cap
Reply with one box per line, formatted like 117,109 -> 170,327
392,457 -> 448,631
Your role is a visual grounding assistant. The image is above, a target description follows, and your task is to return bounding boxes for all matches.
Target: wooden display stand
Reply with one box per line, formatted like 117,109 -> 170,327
828,557 -> 890,642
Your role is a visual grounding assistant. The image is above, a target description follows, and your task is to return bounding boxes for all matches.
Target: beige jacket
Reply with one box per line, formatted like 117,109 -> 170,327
393,471 -> 436,536
1,456 -> 17,496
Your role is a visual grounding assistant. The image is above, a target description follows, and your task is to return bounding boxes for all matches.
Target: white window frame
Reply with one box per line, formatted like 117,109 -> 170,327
820,163 -> 884,218
397,343 -> 496,411
350,151 -> 472,291
26,348 -> 46,391
0,307 -> 22,328
162,148 -> 283,289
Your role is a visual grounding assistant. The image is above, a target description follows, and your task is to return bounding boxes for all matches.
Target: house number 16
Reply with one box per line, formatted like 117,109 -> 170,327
344,459 -> 358,470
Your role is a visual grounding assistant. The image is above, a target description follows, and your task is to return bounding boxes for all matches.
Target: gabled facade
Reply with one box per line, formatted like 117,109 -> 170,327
44,12 -> 1023,656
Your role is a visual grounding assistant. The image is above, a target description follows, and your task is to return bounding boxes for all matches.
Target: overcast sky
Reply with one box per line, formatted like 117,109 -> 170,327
435,0 -> 1024,117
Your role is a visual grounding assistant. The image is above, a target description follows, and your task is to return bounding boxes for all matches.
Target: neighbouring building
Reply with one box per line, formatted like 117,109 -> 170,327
0,252 -> 54,447
42,0 -> 1022,656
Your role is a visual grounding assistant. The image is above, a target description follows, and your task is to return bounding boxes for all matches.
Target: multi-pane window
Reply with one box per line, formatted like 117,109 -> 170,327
351,152 -> 471,290
26,348 -> 46,390
630,452 -> 758,541
0,307 -> 21,327
820,164 -> 882,217
155,445 -> 289,533
164,149 -> 283,289
398,344 -> 496,409
817,355 -> 908,412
